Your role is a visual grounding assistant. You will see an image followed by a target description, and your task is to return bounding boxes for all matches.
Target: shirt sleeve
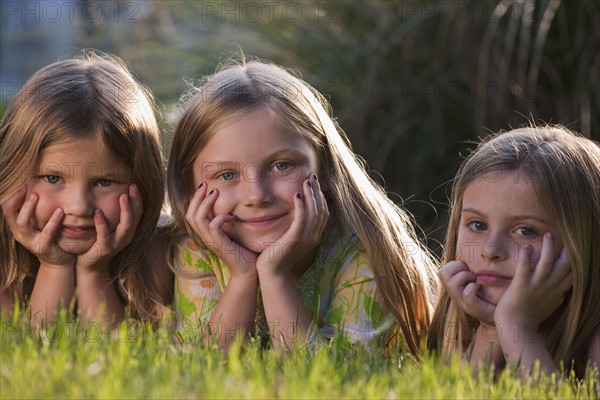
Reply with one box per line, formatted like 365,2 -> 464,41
173,240 -> 225,327
317,249 -> 395,351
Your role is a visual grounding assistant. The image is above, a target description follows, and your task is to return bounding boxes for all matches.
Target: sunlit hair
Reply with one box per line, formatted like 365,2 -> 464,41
167,57 -> 438,355
428,125 -> 600,376
0,50 -> 170,321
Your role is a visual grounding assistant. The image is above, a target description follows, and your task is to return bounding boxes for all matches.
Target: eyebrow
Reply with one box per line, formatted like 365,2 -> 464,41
461,208 -> 551,225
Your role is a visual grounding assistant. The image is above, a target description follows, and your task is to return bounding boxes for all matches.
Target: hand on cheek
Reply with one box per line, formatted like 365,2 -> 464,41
185,183 -> 258,277
2,185 -> 74,268
494,233 -> 572,330
77,184 -> 144,270
256,174 -> 329,275
439,260 -> 496,325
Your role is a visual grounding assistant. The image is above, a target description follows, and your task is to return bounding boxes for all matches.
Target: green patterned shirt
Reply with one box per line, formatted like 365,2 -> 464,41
173,229 -> 395,350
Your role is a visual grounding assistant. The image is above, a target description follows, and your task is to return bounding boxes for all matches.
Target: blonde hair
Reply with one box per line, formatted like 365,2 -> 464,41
167,58 -> 438,355
428,125 -> 600,376
0,50 -> 170,321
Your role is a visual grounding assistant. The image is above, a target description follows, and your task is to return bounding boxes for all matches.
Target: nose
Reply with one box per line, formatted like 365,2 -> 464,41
481,232 -> 509,262
63,185 -> 95,217
242,176 -> 274,207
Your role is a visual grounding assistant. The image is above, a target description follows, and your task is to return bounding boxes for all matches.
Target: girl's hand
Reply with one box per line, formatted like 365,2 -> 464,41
185,183 -> 258,277
76,184 -> 143,270
438,260 -> 496,325
494,233 -> 571,331
257,175 -> 329,277
2,185 -> 74,268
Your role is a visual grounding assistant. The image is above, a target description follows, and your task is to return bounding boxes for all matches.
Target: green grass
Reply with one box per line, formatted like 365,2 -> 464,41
1,314 -> 598,399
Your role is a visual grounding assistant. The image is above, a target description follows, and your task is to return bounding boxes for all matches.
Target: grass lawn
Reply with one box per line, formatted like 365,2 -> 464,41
1,314 -> 598,399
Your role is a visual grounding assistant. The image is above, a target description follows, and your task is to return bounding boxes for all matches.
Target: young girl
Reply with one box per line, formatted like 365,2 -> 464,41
166,58 -> 438,353
428,126 -> 600,377
0,51 -> 172,325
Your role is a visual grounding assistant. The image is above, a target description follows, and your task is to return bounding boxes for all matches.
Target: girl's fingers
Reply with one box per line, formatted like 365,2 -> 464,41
128,184 -> 144,227
1,185 -> 27,218
185,183 -> 208,225
186,185 -> 216,232
532,233 -> 555,281
514,243 -> 533,284
37,208 -> 64,246
14,193 -> 39,230
438,260 -> 470,284
93,209 -> 111,247
287,191 -> 306,239
113,193 -> 133,240
550,244 -> 571,280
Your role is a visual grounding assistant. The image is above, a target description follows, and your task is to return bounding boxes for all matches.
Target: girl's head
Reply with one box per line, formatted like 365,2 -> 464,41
433,125 -> 600,369
0,51 -> 165,316
169,58 -> 437,355
169,60 -> 341,242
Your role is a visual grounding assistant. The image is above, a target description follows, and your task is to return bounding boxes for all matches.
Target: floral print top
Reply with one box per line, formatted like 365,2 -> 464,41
173,228 -> 395,350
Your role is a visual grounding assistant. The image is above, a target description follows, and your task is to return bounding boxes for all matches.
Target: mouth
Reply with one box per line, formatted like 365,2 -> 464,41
238,213 -> 288,228
476,270 -> 512,286
61,224 -> 96,238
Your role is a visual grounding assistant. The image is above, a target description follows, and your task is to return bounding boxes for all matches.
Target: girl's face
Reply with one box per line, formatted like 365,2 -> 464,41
26,137 -> 133,254
192,107 -> 319,253
456,170 -> 563,305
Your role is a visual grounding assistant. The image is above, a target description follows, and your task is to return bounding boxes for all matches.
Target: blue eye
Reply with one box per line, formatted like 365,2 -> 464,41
44,175 -> 60,184
221,172 -> 236,181
274,162 -> 289,171
96,179 -> 113,187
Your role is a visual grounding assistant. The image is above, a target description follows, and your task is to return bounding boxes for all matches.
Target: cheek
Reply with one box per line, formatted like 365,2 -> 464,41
96,194 -> 125,227
25,183 -> 58,226
455,229 -> 476,264
275,171 -> 310,195
210,187 -> 235,216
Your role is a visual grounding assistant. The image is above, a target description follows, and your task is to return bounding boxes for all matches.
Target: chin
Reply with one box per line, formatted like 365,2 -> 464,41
478,287 -> 504,306
57,240 -> 96,255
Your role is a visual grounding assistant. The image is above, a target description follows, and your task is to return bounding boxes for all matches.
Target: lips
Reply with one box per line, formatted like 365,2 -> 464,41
238,213 -> 287,228
61,224 -> 96,238
476,270 -> 512,286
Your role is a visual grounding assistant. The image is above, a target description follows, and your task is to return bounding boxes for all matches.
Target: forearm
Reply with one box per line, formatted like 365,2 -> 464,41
208,274 -> 258,348
76,265 -> 124,326
259,272 -> 311,351
469,324 -> 505,370
498,322 -> 557,376
28,264 -> 75,324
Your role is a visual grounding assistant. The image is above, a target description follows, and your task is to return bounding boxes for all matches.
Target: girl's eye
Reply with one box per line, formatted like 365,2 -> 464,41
515,226 -> 537,237
469,221 -> 487,231
274,162 -> 289,171
95,179 -> 114,187
220,172 -> 236,181
44,175 -> 61,184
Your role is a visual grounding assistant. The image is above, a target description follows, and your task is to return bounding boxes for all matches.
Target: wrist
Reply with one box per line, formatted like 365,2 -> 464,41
39,262 -> 75,272
76,266 -> 113,287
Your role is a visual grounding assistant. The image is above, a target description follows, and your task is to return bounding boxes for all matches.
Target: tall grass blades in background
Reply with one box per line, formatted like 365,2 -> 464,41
1,0 -> 598,252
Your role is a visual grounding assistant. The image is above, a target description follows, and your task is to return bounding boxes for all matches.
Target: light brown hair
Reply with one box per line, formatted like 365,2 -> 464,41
428,125 -> 600,376
167,58 -> 438,354
0,50 -> 171,321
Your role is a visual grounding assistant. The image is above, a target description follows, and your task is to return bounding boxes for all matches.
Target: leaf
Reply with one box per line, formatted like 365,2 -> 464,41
177,292 -> 197,318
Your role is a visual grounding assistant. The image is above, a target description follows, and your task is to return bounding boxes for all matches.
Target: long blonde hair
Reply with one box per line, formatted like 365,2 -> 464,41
0,50 -> 170,321
167,58 -> 438,355
428,125 -> 600,376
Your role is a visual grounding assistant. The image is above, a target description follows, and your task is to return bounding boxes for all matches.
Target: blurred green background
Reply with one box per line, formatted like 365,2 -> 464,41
2,0 -> 599,254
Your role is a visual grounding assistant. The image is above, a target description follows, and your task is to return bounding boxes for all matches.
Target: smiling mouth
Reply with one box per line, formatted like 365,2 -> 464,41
239,214 -> 287,227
